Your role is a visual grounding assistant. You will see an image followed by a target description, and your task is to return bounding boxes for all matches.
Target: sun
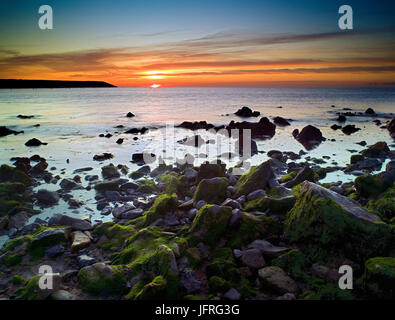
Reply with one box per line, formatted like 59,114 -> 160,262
151,84 -> 161,88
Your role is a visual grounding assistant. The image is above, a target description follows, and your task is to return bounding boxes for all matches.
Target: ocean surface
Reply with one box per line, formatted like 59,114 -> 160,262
0,87 -> 394,246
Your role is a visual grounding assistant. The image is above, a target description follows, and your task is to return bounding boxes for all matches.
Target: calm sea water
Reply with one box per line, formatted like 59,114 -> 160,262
0,87 -> 394,246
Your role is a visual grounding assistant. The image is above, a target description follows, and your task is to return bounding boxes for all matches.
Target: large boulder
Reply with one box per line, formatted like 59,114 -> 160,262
193,177 -> 229,205
234,106 -> 260,117
284,166 -> 316,188
234,161 -> 275,197
197,162 -> 226,181
225,117 -> 276,138
35,189 -> 59,205
244,196 -> 296,215
48,214 -> 92,231
285,181 -> 392,262
189,205 -> 233,246
361,141 -> 390,158
101,164 -> 120,179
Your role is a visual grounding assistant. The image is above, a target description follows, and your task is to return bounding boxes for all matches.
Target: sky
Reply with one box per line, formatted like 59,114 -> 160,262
0,0 -> 394,87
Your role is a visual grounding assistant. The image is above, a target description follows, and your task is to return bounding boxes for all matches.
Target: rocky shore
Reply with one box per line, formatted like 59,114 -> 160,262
0,109 -> 394,301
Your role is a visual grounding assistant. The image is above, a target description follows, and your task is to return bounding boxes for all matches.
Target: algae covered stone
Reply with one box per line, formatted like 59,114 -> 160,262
285,181 -> 392,262
145,193 -> 178,225
193,177 -> 229,205
234,161 -> 275,197
78,262 -> 127,296
244,195 -> 296,214
189,205 -> 233,246
363,257 -> 395,298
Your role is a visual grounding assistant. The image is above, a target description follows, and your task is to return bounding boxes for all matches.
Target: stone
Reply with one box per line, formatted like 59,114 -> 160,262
247,189 -> 266,201
224,288 -> 241,300
48,214 -> 92,231
241,248 -> 266,269
59,178 -> 78,190
221,198 -> 242,210
77,254 -> 97,267
36,189 -> 59,205
45,244 -> 65,258
293,125 -> 325,150
247,239 -> 289,257
179,268 -> 202,293
235,106 -> 260,117
101,164 -> 120,179
25,138 -> 47,147
193,177 -> 229,205
284,166 -> 315,188
51,290 -> 77,300
8,211 -> 30,229
258,266 -> 298,294
71,231 -> 91,252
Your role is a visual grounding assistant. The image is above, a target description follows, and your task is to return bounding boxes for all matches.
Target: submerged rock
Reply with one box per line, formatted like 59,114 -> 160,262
387,118 -> 395,139
273,116 -> 290,126
234,106 -> 260,117
0,126 -> 23,137
25,138 -> 47,147
35,189 -> 59,205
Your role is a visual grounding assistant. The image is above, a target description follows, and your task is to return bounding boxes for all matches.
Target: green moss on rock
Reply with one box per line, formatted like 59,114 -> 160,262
363,257 -> 395,298
193,177 -> 229,205
144,193 -> 178,225
244,196 -> 296,215
137,179 -> 158,194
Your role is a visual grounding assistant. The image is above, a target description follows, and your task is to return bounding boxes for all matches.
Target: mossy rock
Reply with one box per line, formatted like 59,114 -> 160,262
227,213 -> 282,249
193,177 -> 229,205
272,249 -> 307,281
93,222 -> 136,251
144,193 -> 178,225
12,274 -> 27,285
355,173 -> 393,198
366,183 -> 395,222
244,196 -> 296,214
300,283 -> 355,300
137,179 -> 158,194
188,205 -> 233,246
285,181 -> 393,264
234,161 -> 275,197
159,173 -> 186,197
0,181 -> 30,217
15,275 -> 40,300
197,162 -> 226,181
78,263 -> 127,296
133,275 -> 168,300
208,276 -> 229,293
0,164 -> 32,186
363,257 -> 395,298
279,171 -> 297,183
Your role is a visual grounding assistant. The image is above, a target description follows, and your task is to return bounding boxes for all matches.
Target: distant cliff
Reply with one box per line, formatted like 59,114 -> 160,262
0,79 -> 116,88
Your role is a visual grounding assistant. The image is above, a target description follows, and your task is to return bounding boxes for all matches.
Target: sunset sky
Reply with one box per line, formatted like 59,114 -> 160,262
0,0 -> 394,87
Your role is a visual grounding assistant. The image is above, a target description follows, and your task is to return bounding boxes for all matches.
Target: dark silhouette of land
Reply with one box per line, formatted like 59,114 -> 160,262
0,79 -> 116,88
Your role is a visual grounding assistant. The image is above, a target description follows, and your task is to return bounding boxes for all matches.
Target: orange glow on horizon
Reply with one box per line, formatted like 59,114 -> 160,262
150,84 -> 161,88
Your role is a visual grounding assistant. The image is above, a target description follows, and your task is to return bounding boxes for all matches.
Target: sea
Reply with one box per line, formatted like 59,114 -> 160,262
0,87 -> 394,247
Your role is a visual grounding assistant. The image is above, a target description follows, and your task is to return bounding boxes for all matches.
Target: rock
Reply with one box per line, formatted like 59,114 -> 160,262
241,248 -> 266,269
234,106 -> 260,117
145,193 -> 178,225
337,115 -> 346,122
132,152 -> 156,165
101,164 -> 120,179
197,162 -> 226,181
36,189 -> 59,205
179,268 -> 202,293
125,127 -> 148,135
229,209 -> 243,227
59,178 -> 78,190
331,124 -> 342,130
94,179 -> 122,191
126,112 -> 135,118
178,135 -> 206,147
350,154 -> 364,164
29,160 -> 48,175
258,266 -> 298,294
70,231 -> 91,252
221,198 -> 242,210
116,138 -> 124,144
361,141 -> 390,158
225,117 -> 276,138
247,239 -> 289,257
8,211 -> 30,229
284,166 -> 315,188
189,205 -> 233,246
193,177 -> 229,205
285,181 -> 391,261
363,257 -> 395,298
105,190 -> 122,201
247,189 -> 266,201
31,228 -> 67,248
0,126 -> 23,137
51,290 -> 77,300
78,263 -> 127,296
93,153 -> 114,161
234,161 -> 275,197
45,244 -> 65,258
224,288 -> 241,300
48,214 -> 92,231
293,125 -> 325,150
365,108 -> 376,115
25,138 -> 47,147
342,124 -> 361,135
276,293 -> 296,300
233,249 -> 242,259
77,254 -> 97,267
273,116 -> 290,126
387,118 -> 395,139
16,274 -> 61,300
184,168 -> 198,180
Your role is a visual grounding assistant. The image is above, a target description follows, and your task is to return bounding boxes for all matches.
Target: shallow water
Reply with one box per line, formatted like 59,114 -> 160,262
0,87 -> 394,247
